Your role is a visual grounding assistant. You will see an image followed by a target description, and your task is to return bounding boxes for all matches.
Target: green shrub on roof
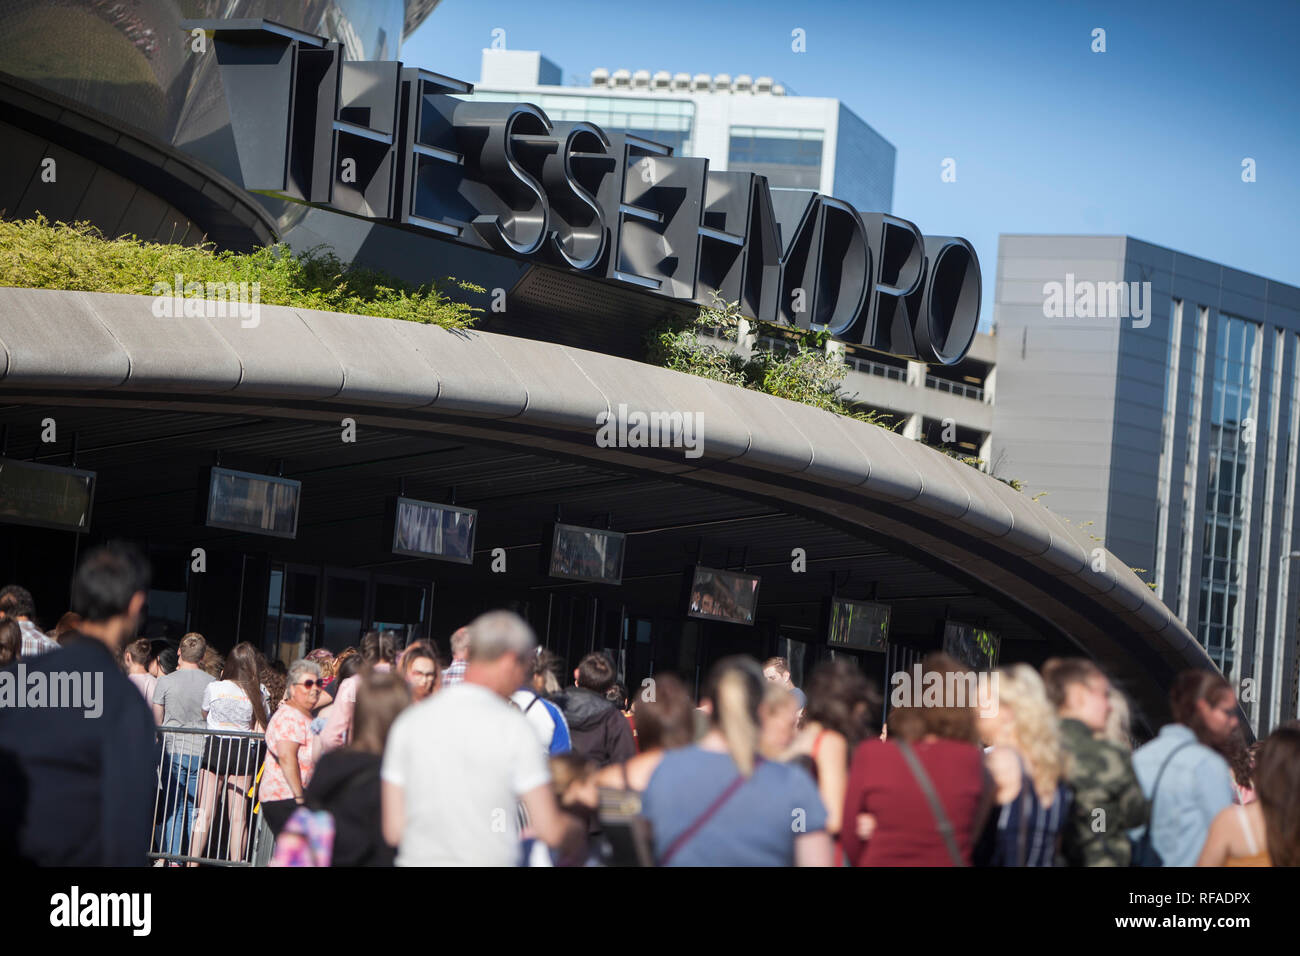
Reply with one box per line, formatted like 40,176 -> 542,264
0,216 -> 483,331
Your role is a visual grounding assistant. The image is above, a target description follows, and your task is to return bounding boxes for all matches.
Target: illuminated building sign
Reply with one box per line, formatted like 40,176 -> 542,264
191,19 -> 980,364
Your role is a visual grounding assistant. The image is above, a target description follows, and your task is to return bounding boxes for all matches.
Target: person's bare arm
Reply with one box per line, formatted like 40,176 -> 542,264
839,745 -> 870,863
815,733 -> 849,836
794,831 -> 834,867
277,741 -> 304,800
151,703 -> 164,725
985,746 -> 1021,805
381,780 -> 405,848
1195,808 -> 1233,867
520,782 -> 582,856
592,762 -> 623,790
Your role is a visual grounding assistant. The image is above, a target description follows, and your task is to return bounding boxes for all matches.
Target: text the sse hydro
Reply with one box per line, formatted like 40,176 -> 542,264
193,19 -> 981,365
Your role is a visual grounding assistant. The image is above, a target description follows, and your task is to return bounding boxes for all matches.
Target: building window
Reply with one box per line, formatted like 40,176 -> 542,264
728,126 -> 823,189
1249,328 -> 1285,730
1177,306 -> 1210,620
1196,314 -> 1262,677
1273,334 -> 1300,725
458,91 -> 695,155
1154,298 -> 1184,599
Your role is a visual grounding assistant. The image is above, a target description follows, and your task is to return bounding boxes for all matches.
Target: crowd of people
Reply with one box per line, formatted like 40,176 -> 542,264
2,544 -> 1299,867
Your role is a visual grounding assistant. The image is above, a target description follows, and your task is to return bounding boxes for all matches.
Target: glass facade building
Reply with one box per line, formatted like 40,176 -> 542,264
462,50 -> 896,215
727,126 -> 824,189
992,235 -> 1300,735
462,90 -> 694,155
1197,315 -> 1261,674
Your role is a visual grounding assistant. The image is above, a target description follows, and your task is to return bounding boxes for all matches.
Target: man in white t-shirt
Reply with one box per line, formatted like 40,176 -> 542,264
381,611 -> 580,866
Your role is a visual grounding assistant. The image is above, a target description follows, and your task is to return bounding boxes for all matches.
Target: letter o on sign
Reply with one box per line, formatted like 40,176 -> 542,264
910,237 -> 981,365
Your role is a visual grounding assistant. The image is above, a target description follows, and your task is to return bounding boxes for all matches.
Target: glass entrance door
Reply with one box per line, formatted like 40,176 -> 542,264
265,564 -> 320,667
265,563 -> 432,660
370,575 -> 431,647
321,570 -> 368,653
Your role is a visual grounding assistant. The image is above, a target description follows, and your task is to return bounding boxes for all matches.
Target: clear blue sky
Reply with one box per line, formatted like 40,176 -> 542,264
405,0 -> 1300,332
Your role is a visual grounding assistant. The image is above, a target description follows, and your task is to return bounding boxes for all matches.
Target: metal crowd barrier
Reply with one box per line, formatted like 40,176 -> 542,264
149,726 -> 271,867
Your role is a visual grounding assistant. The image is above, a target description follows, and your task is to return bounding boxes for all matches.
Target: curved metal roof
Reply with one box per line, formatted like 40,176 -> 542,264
0,287 -> 1212,718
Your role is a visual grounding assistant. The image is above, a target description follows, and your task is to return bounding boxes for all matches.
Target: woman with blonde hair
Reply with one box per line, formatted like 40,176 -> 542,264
977,664 -> 1071,866
306,648 -> 337,705
1101,685 -> 1133,752
639,656 -> 833,866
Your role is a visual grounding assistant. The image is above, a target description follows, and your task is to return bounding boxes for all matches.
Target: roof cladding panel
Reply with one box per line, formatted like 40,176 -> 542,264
0,289 -> 1209,723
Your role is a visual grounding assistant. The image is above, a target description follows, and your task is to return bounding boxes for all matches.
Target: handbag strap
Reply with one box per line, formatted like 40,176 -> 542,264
1147,739 -> 1195,825
658,758 -> 763,865
896,740 -> 966,867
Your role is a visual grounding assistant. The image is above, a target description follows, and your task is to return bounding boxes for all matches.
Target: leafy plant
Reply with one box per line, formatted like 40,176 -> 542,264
0,216 -> 484,331
646,296 -> 898,428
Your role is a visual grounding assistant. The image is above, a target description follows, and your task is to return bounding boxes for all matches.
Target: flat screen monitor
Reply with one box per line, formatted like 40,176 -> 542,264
205,467 -> 300,538
391,497 -> 476,564
0,457 -> 95,533
942,620 -> 1001,671
826,598 -> 890,651
547,523 -> 625,584
686,566 -> 760,625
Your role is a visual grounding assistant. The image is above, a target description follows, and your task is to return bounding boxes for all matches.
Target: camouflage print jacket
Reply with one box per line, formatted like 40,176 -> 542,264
1058,718 -> 1150,867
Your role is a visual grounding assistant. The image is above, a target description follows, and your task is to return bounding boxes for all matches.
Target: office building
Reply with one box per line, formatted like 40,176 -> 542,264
993,234 -> 1300,732
463,48 -> 895,215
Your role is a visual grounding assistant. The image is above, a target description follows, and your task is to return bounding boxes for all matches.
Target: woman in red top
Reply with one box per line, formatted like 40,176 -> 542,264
840,653 -> 993,866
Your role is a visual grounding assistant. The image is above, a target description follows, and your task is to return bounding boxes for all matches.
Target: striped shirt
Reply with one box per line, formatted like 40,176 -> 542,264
19,620 -> 59,658
442,659 -> 468,686
991,752 -> 1071,867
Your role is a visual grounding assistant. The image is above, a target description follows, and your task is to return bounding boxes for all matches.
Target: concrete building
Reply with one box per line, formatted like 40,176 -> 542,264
698,325 -> 997,464
0,9 -> 1215,734
992,234 -> 1300,733
463,48 -> 896,215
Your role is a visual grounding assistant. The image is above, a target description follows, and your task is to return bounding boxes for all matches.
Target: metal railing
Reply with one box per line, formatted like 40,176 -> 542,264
845,355 -> 908,381
924,374 -> 986,402
150,727 -> 272,867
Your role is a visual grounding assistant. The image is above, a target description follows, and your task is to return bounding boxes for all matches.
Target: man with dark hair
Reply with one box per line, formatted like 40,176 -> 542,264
558,652 -> 635,767
0,542 -> 158,865
0,584 -> 58,657
1041,657 -> 1148,866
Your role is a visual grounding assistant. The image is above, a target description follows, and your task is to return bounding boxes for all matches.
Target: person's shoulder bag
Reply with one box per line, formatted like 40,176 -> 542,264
1131,739 -> 1194,867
